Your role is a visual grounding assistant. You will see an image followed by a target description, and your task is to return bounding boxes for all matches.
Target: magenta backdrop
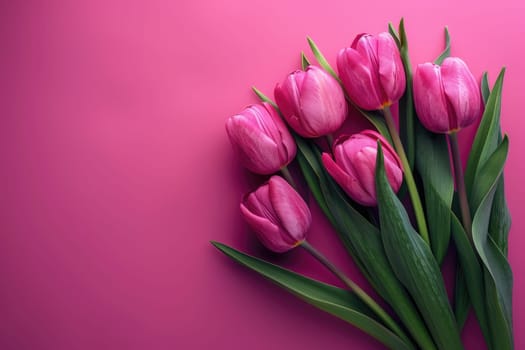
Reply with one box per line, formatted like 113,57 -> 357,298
1,1 -> 524,349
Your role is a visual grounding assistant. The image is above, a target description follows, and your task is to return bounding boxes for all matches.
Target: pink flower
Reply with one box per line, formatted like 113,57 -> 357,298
413,57 -> 482,134
322,130 -> 403,206
240,176 -> 311,253
226,103 -> 296,175
337,32 -> 406,111
274,65 -> 347,138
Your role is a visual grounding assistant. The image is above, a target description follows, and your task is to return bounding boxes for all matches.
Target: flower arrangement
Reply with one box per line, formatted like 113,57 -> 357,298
212,19 -> 512,350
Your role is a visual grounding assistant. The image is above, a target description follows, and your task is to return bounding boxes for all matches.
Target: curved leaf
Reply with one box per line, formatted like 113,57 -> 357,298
469,136 -> 509,213
471,159 -> 513,349
450,212 -> 491,344
252,86 -> 278,109
212,242 -> 413,350
465,68 -> 505,194
434,27 -> 451,65
375,143 -> 463,350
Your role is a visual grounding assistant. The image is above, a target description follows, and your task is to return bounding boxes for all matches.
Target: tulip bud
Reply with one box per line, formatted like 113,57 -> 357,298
413,57 -> 482,134
274,65 -> 347,138
322,130 -> 403,206
240,176 -> 311,253
337,33 -> 406,111
226,103 -> 296,175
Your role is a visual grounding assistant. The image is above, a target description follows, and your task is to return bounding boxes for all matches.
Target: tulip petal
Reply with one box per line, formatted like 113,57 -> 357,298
240,203 -> 295,253
244,185 -> 280,226
275,77 -> 316,138
257,103 -> 297,165
323,152 -> 371,206
441,57 -> 481,130
413,63 -> 451,133
383,151 -> 404,193
299,66 -> 347,137
352,147 -> 378,205
377,32 -> 406,105
337,48 -> 383,110
226,115 -> 281,174
268,176 -> 310,242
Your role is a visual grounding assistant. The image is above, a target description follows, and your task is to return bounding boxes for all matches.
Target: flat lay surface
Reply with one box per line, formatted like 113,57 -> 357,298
1,1 -> 524,349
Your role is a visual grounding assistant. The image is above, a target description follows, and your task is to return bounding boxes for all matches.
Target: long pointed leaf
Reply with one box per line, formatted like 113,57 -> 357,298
450,212 -> 491,344
469,136 -> 509,213
375,143 -> 463,350
472,138 -> 513,349
212,242 -> 413,350
465,69 -> 505,194
396,18 -> 416,169
252,86 -> 278,109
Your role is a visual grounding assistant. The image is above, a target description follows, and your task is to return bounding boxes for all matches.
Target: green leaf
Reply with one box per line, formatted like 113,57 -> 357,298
450,212 -> 491,345
479,72 -> 511,255
295,136 -> 436,350
301,52 -> 311,70
396,18 -> 416,170
471,161 -> 513,349
484,266 -> 513,350
306,37 -> 340,82
212,242 -> 414,350
358,110 -> 392,144
434,27 -> 451,65
388,22 -> 401,48
481,72 -> 490,104
415,125 -> 454,264
464,67 -> 513,349
465,68 -> 505,195
469,136 -> 509,213
295,136 -> 334,224
375,143 -> 463,350
489,174 -> 511,255
252,86 -> 278,109
453,266 -> 470,329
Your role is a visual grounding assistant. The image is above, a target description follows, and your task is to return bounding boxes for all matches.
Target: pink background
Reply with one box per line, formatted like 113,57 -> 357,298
1,1 -> 523,349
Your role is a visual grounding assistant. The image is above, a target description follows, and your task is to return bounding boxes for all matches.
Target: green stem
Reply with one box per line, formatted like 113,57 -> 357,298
448,132 -> 472,238
280,166 -> 297,189
300,240 -> 410,345
383,106 -> 430,245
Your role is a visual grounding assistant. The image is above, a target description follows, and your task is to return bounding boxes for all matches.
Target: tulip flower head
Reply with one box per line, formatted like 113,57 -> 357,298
413,57 -> 482,134
322,130 -> 403,206
337,32 -> 406,111
274,65 -> 347,138
240,176 -> 311,253
226,102 -> 296,175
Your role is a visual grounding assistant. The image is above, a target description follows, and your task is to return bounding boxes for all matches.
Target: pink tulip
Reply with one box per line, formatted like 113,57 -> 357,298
274,65 -> 347,138
322,130 -> 403,206
240,176 -> 311,253
337,33 -> 406,111
413,57 -> 482,134
226,102 -> 296,175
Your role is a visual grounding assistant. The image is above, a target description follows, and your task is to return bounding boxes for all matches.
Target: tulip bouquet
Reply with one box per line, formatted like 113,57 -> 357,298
212,19 -> 513,350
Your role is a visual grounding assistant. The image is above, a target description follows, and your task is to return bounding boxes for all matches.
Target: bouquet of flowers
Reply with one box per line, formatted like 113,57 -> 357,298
212,19 -> 513,350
